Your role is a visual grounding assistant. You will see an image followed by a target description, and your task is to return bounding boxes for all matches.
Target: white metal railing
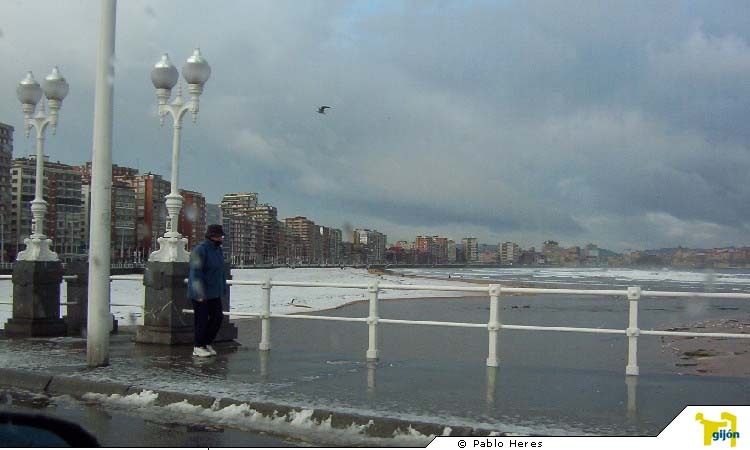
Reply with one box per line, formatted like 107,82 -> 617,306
2,273 -> 749,376
178,278 -> 750,376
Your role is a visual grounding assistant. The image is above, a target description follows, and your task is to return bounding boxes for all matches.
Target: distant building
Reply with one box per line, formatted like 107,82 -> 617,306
205,203 -> 221,228
0,123 -> 14,262
178,189 -> 206,251
447,240 -> 457,262
353,228 -> 387,263
519,247 -> 540,265
119,172 -> 170,257
433,236 -> 448,263
415,236 -> 432,263
583,243 -> 600,265
500,242 -> 520,265
284,216 -> 319,264
542,240 -> 561,265
11,156 -> 84,261
462,237 -> 479,262
77,163 -> 138,262
328,227 -> 343,264
249,203 -> 278,264
220,193 -> 258,265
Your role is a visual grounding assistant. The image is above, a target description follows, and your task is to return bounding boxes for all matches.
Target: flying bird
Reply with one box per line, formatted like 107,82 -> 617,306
317,106 -> 331,114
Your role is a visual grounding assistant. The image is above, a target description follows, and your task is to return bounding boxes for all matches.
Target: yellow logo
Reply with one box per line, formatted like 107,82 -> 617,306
696,412 -> 740,447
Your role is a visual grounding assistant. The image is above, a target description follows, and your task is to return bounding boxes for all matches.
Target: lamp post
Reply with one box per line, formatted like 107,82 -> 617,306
5,67 -> 70,338
15,68 -> 69,261
148,49 -> 211,262
137,48 -> 218,345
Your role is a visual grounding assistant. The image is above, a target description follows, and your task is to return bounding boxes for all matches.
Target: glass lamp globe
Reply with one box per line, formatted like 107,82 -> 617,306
42,66 -> 70,102
17,72 -> 43,107
182,48 -> 211,86
151,54 -> 179,90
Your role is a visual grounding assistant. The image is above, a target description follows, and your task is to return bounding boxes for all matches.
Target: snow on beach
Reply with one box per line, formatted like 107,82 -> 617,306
3,266 -> 750,328
0,267 -> 482,328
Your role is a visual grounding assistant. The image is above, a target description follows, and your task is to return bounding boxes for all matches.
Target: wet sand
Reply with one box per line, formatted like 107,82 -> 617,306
660,317 -> 750,377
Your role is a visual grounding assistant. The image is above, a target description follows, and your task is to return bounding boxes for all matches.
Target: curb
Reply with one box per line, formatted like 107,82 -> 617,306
0,368 -> 502,438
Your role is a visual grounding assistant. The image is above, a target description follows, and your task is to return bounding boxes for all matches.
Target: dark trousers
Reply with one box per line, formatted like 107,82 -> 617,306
192,298 -> 224,347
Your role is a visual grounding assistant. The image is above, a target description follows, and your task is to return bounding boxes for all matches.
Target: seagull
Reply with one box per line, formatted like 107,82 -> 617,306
317,106 -> 331,114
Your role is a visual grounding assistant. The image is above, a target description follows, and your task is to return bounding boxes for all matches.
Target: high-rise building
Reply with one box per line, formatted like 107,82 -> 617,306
10,156 -> 84,261
248,203 -> 277,264
0,123 -> 14,262
462,237 -> 479,262
353,228 -> 387,263
542,240 -> 561,265
447,239 -> 456,262
220,193 -> 258,266
178,189 -> 206,251
276,220 -> 292,264
318,226 -> 331,264
118,173 -> 170,257
77,163 -> 138,262
285,216 -> 318,263
433,236 -> 448,263
329,227 -> 342,264
500,242 -> 520,265
205,203 -> 221,227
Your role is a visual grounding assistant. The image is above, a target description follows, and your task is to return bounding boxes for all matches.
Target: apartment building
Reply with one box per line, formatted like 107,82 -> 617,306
433,236 -> 448,263
542,240 -> 561,265
248,203 -> 278,264
220,193 -> 258,265
353,228 -> 387,263
178,189 -> 206,251
118,172 -> 170,257
77,163 -> 139,262
285,216 -> 318,263
500,241 -> 520,265
10,156 -> 84,261
0,123 -> 13,262
276,220 -> 292,264
462,237 -> 479,262
205,203 -> 221,227
329,227 -> 342,264
447,239 -> 457,262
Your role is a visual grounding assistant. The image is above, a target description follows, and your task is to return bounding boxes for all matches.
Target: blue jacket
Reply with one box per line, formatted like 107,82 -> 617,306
187,239 -> 227,300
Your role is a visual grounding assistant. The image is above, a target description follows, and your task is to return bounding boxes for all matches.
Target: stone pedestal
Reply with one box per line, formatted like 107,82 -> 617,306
135,261 -> 237,345
63,261 -> 117,337
4,260 -> 66,337
136,261 -> 193,344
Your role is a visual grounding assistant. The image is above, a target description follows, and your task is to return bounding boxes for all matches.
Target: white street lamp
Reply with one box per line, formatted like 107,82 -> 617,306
149,49 -> 211,262
16,67 -> 69,261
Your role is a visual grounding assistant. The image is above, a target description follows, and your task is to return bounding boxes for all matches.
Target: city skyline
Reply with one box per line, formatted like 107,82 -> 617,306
1,2 -> 750,252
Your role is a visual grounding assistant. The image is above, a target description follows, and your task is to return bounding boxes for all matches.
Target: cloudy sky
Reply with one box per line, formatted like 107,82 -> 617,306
2,1 -> 750,252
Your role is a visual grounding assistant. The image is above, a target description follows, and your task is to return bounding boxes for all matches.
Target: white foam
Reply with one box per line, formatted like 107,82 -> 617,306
81,391 -> 433,446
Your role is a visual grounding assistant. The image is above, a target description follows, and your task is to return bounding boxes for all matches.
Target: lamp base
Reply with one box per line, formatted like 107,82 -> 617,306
17,237 -> 58,262
149,236 -> 190,262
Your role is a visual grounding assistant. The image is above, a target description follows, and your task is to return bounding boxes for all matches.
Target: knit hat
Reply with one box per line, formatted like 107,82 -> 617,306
205,224 -> 224,238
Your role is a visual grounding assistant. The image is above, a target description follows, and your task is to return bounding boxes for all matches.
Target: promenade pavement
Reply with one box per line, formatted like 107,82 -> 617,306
0,296 -> 748,443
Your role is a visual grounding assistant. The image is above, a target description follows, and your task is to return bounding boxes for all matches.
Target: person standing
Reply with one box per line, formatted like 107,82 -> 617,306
187,224 -> 228,357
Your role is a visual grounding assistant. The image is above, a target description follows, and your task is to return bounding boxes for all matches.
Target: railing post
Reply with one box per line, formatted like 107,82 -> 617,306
626,286 -> 641,376
259,277 -> 272,351
366,281 -> 380,361
486,284 -> 501,367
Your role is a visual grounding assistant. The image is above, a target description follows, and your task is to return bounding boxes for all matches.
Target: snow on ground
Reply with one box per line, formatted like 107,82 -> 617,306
0,268 -> 481,328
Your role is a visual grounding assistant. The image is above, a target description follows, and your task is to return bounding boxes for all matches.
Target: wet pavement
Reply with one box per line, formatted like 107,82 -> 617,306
0,294 -> 748,442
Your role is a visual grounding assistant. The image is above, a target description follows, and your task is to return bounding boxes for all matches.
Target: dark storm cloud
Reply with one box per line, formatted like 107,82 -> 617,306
2,1 -> 750,251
